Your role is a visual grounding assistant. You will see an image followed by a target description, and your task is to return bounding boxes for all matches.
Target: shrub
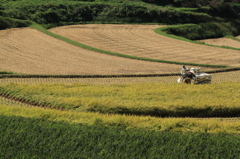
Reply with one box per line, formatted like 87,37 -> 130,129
0,16 -> 31,30
162,22 -> 240,40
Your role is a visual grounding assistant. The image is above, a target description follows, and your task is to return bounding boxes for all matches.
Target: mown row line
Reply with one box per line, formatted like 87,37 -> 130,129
1,67 -> 240,79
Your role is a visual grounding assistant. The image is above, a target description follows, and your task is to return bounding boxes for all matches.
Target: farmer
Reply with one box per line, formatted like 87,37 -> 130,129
180,65 -> 196,82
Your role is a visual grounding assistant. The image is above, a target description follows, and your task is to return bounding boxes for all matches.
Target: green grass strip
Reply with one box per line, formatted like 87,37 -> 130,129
0,71 -> 14,75
154,26 -> 240,51
30,23 -> 228,68
226,35 -> 240,42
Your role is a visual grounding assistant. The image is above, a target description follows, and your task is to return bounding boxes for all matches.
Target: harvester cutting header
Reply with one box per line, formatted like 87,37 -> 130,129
177,65 -> 212,84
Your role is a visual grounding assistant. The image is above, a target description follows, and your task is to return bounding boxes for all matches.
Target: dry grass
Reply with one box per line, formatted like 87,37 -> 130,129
198,37 -> 240,48
0,27 -> 185,75
49,24 -> 240,67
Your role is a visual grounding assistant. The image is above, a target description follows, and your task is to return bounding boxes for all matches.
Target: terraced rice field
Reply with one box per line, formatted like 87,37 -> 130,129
49,24 -> 240,67
198,37 -> 240,48
0,27 -> 185,75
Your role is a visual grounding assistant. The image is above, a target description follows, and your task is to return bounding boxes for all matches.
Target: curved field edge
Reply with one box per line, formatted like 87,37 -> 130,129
0,103 -> 240,134
1,82 -> 240,118
154,25 -> 240,51
30,23 -> 228,68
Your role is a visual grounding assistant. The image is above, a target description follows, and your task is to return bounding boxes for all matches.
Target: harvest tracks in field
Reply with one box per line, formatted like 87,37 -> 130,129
0,27 -> 187,75
49,24 -> 240,67
1,24 -> 240,79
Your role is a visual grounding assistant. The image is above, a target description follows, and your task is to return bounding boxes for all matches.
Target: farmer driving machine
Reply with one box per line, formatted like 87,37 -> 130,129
177,67 -> 212,84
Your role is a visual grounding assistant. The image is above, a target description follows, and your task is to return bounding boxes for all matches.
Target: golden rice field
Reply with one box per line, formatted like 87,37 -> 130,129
1,82 -> 240,112
1,103 -> 240,134
0,27 -> 199,75
198,37 -> 240,48
1,82 -> 240,134
49,24 -> 240,67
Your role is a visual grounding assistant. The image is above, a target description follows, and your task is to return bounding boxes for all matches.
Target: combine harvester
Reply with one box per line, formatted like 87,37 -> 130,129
177,68 -> 212,84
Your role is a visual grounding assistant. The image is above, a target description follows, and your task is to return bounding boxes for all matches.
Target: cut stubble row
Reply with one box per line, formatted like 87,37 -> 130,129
50,24 -> 240,67
0,27 -> 184,75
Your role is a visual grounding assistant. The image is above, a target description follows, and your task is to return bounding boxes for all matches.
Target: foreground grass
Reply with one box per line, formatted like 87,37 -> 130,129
1,82 -> 240,117
1,114 -> 240,158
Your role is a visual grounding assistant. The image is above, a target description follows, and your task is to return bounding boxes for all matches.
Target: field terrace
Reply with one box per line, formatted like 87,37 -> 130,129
198,37 -> 240,48
49,24 -> 240,67
0,27 -> 187,75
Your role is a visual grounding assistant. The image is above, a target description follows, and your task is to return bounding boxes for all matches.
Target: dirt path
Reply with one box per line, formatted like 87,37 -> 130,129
198,37 -> 240,49
49,24 -> 240,67
0,27 -> 187,75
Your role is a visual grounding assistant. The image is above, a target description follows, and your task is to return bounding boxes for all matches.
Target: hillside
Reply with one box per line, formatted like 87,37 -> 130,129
1,1 -> 240,158
0,0 -> 240,39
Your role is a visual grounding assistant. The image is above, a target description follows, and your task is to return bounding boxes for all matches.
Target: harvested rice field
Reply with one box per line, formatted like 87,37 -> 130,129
198,37 -> 240,48
0,27 -> 185,75
1,70 -> 240,85
49,24 -> 240,67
